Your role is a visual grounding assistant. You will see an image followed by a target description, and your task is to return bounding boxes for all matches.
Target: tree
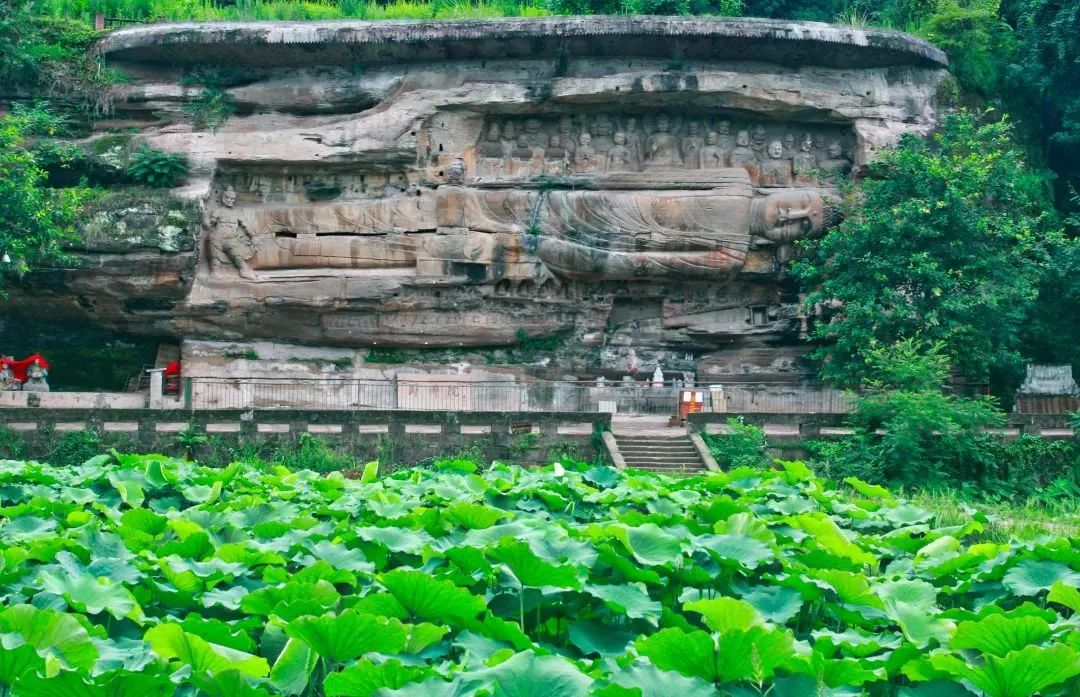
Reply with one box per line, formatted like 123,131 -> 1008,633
1007,0 -> 1080,204
0,108 -> 88,292
792,111 -> 1060,385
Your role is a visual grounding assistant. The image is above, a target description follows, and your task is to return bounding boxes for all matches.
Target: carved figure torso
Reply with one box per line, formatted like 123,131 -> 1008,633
644,118 -> 682,169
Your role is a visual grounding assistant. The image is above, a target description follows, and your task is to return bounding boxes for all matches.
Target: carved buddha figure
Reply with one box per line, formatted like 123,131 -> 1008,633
729,130 -> 758,182
759,140 -> 793,187
523,118 -> 544,148
557,116 -> 577,159
793,137 -> 818,185
644,114 -> 682,169
606,131 -> 638,171
500,122 -> 517,158
573,132 -> 599,172
812,133 -> 827,155
511,134 -> 535,161
716,120 -> 734,152
207,186 -> 258,280
591,113 -> 616,153
545,134 -> 567,161
818,142 -> 852,181
681,122 -> 705,170
751,124 -> 768,156
623,116 -> 644,163
782,132 -> 797,159
699,131 -> 725,169
478,123 -> 505,176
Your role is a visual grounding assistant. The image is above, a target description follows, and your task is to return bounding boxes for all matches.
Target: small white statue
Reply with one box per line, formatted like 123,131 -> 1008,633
651,366 -> 664,387
0,363 -> 18,391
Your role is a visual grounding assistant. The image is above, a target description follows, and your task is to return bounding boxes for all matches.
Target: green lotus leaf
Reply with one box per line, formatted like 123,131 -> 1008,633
584,582 -> 662,625
91,636 -> 156,675
931,642 -> 1080,697
492,539 -> 582,590
1048,580 -> 1080,613
285,610 -> 407,665
620,524 -> 686,567
324,657 -> 429,697
696,533 -> 774,569
885,600 -> 955,648
191,668 -> 273,697
951,613 -> 1052,656
381,569 -> 486,625
844,477 -> 891,499
605,661 -> 720,697
241,581 -> 341,621
36,557 -> 141,620
1003,559 -> 1080,597
875,579 -> 938,610
740,586 -> 804,625
403,622 -> 448,654
0,640 -> 42,689
567,620 -> 636,657
202,586 -> 249,611
269,638 -> 317,696
0,515 -> 57,542
145,623 -> 268,678
683,597 -> 765,634
0,604 -> 98,673
179,615 -> 256,653
794,515 -> 876,567
881,505 -> 934,527
307,540 -> 375,573
584,466 -> 621,489
458,649 -> 592,697
810,569 -> 884,609
637,626 -> 796,684
354,526 -> 433,554
635,628 -> 719,683
12,668 -> 176,697
444,502 -> 508,530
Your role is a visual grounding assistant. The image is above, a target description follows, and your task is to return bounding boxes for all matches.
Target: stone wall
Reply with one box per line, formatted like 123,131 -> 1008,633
2,17 -> 950,383
0,408 -> 609,465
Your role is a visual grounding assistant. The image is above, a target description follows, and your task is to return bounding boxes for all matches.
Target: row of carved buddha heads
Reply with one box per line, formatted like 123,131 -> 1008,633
473,113 -> 853,181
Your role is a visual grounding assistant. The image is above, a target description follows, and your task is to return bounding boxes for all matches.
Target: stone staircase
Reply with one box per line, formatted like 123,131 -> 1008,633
612,433 -> 711,474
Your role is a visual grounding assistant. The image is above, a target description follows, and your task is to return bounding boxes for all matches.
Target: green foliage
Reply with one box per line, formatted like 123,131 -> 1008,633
794,111 -> 1060,384
272,432 -> 357,473
1008,0 -> 1080,199
703,417 -> 768,468
125,145 -> 189,188
181,85 -> 236,133
0,454 -> 1075,694
0,427 -> 27,459
0,108 -> 89,290
47,428 -> 105,466
808,339 -> 1007,488
0,5 -> 117,117
918,0 -> 1014,96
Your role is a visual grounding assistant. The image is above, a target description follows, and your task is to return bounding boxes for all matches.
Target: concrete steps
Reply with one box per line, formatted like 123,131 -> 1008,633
612,434 -> 709,474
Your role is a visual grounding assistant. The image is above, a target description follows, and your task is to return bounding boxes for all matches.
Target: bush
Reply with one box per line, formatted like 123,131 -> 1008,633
48,428 -> 104,466
703,417 -> 768,468
272,433 -> 357,473
125,145 -> 188,188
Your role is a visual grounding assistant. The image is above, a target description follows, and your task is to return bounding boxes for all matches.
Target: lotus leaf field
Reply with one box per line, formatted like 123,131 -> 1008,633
0,454 -> 1078,696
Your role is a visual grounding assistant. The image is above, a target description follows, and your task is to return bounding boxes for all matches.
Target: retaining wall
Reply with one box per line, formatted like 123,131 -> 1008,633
0,409 -> 609,465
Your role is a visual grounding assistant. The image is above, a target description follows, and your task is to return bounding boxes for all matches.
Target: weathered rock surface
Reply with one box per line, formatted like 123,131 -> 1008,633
3,17 -> 948,378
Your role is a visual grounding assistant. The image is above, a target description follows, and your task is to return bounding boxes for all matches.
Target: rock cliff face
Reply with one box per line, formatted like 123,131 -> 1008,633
6,17 -> 949,379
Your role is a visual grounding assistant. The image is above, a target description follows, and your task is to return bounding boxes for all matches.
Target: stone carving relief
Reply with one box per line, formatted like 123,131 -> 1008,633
468,113 -> 854,186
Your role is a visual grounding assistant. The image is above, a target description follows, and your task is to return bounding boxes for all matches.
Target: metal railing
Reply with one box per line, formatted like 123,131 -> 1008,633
185,377 -> 856,415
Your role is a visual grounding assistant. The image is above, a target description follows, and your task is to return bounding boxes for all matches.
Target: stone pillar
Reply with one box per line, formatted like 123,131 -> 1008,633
148,369 -> 165,409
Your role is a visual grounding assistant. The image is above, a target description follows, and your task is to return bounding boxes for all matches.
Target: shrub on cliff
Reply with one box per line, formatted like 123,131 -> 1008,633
126,145 -> 189,188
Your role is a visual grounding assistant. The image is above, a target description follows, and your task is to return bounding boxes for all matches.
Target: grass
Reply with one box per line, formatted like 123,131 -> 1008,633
908,488 -> 1080,542
29,0 -> 552,23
